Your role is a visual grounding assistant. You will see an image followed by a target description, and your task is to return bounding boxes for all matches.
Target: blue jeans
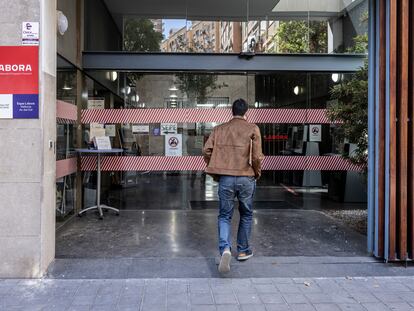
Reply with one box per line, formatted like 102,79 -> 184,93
218,176 -> 256,255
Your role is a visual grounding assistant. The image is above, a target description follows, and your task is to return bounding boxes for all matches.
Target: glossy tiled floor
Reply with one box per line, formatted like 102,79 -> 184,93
56,209 -> 367,259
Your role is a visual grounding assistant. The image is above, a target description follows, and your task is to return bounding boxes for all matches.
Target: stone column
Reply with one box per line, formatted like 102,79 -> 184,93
0,0 -> 57,277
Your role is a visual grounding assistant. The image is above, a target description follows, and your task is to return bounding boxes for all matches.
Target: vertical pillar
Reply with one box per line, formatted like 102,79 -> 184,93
371,0 -> 414,262
0,0 -> 57,277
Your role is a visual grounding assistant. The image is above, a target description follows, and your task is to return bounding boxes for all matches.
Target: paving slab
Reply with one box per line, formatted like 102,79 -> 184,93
0,277 -> 413,311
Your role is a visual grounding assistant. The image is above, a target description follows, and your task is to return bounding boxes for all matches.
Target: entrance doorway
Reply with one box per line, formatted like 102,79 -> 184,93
55,70 -> 367,261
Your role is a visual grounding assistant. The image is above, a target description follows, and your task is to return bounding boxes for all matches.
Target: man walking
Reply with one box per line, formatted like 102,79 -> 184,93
203,98 -> 264,273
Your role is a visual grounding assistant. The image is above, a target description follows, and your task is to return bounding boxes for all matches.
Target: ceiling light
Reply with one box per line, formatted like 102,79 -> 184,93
57,11 -> 68,35
122,86 -> 131,95
293,86 -> 299,96
332,73 -> 340,83
62,83 -> 72,90
197,103 -> 214,107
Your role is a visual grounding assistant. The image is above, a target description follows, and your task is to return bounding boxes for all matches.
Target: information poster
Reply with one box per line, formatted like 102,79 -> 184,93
0,46 -> 39,119
94,136 -> 112,150
87,99 -> 105,110
132,124 -> 150,134
105,124 -> 116,137
161,123 -> 178,135
22,22 -> 39,45
90,123 -> 105,139
165,134 -> 182,156
309,125 -> 322,142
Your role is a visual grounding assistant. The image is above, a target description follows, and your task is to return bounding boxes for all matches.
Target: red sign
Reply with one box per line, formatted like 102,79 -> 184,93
0,46 -> 39,94
264,134 -> 289,141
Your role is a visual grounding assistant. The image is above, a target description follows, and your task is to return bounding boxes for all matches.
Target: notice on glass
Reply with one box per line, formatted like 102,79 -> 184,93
165,134 -> 182,157
105,124 -> 116,137
87,99 -> 105,109
161,123 -> 178,135
309,125 -> 322,142
132,124 -> 150,134
90,123 -> 105,140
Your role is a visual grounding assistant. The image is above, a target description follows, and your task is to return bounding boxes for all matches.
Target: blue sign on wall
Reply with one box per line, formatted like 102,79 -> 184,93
13,94 -> 39,119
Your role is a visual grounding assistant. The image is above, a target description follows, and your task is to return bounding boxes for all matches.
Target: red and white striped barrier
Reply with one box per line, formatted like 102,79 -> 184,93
56,157 -> 78,179
81,155 -> 361,172
81,108 -> 337,124
57,100 -> 77,124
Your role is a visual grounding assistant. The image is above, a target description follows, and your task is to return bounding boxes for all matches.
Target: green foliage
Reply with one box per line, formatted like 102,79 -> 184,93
276,21 -> 328,53
328,21 -> 369,169
175,74 -> 228,104
328,60 -> 368,168
123,18 -> 163,52
347,34 -> 368,54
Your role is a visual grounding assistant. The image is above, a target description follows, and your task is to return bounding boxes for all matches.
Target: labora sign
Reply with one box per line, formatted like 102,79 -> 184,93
0,64 -> 33,72
0,46 -> 39,119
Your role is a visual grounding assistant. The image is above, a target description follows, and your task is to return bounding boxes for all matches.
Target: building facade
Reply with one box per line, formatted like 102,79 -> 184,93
0,0 -> 413,278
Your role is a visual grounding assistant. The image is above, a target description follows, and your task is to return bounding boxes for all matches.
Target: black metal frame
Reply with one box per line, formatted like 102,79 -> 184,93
82,52 -> 365,72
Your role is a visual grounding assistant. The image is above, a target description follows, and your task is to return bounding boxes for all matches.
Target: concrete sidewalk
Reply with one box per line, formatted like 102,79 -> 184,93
1,276 -> 414,311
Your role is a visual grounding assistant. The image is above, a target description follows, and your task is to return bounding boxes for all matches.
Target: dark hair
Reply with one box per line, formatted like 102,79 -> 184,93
232,98 -> 248,116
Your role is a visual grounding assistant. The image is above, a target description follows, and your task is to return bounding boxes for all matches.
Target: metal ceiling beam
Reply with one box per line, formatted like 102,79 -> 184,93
82,52 -> 365,72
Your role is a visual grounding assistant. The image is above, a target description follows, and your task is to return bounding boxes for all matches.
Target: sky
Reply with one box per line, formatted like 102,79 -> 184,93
162,19 -> 189,39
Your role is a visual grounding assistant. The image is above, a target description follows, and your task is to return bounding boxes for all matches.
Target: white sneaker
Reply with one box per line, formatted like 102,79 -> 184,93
218,249 -> 232,273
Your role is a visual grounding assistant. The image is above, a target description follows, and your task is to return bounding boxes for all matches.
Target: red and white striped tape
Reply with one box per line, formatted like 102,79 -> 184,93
57,117 -> 76,124
81,108 -> 337,124
57,100 -> 77,124
56,157 -> 78,179
81,155 -> 361,172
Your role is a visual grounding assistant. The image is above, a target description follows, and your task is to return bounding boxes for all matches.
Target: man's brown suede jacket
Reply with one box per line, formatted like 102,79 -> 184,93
203,116 -> 264,180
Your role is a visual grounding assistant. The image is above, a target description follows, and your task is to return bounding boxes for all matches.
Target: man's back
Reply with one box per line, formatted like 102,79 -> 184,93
203,116 -> 264,179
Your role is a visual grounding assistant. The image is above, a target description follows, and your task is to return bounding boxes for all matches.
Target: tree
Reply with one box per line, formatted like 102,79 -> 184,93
175,74 -> 228,105
123,18 -> 163,52
327,61 -> 368,167
123,19 -> 164,89
276,21 -> 328,53
327,33 -> 368,168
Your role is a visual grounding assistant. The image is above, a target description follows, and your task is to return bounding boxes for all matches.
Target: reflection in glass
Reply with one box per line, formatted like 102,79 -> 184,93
56,174 -> 76,220
116,0 -> 368,54
81,71 -> 367,212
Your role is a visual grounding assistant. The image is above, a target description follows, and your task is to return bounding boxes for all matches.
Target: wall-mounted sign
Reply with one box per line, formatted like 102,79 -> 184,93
22,22 -> 39,46
87,99 -> 105,110
105,124 -> 116,137
0,46 -> 39,119
90,123 -> 105,140
309,125 -> 322,142
161,123 -> 178,135
264,134 -> 289,141
165,134 -> 182,156
132,124 -> 150,134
